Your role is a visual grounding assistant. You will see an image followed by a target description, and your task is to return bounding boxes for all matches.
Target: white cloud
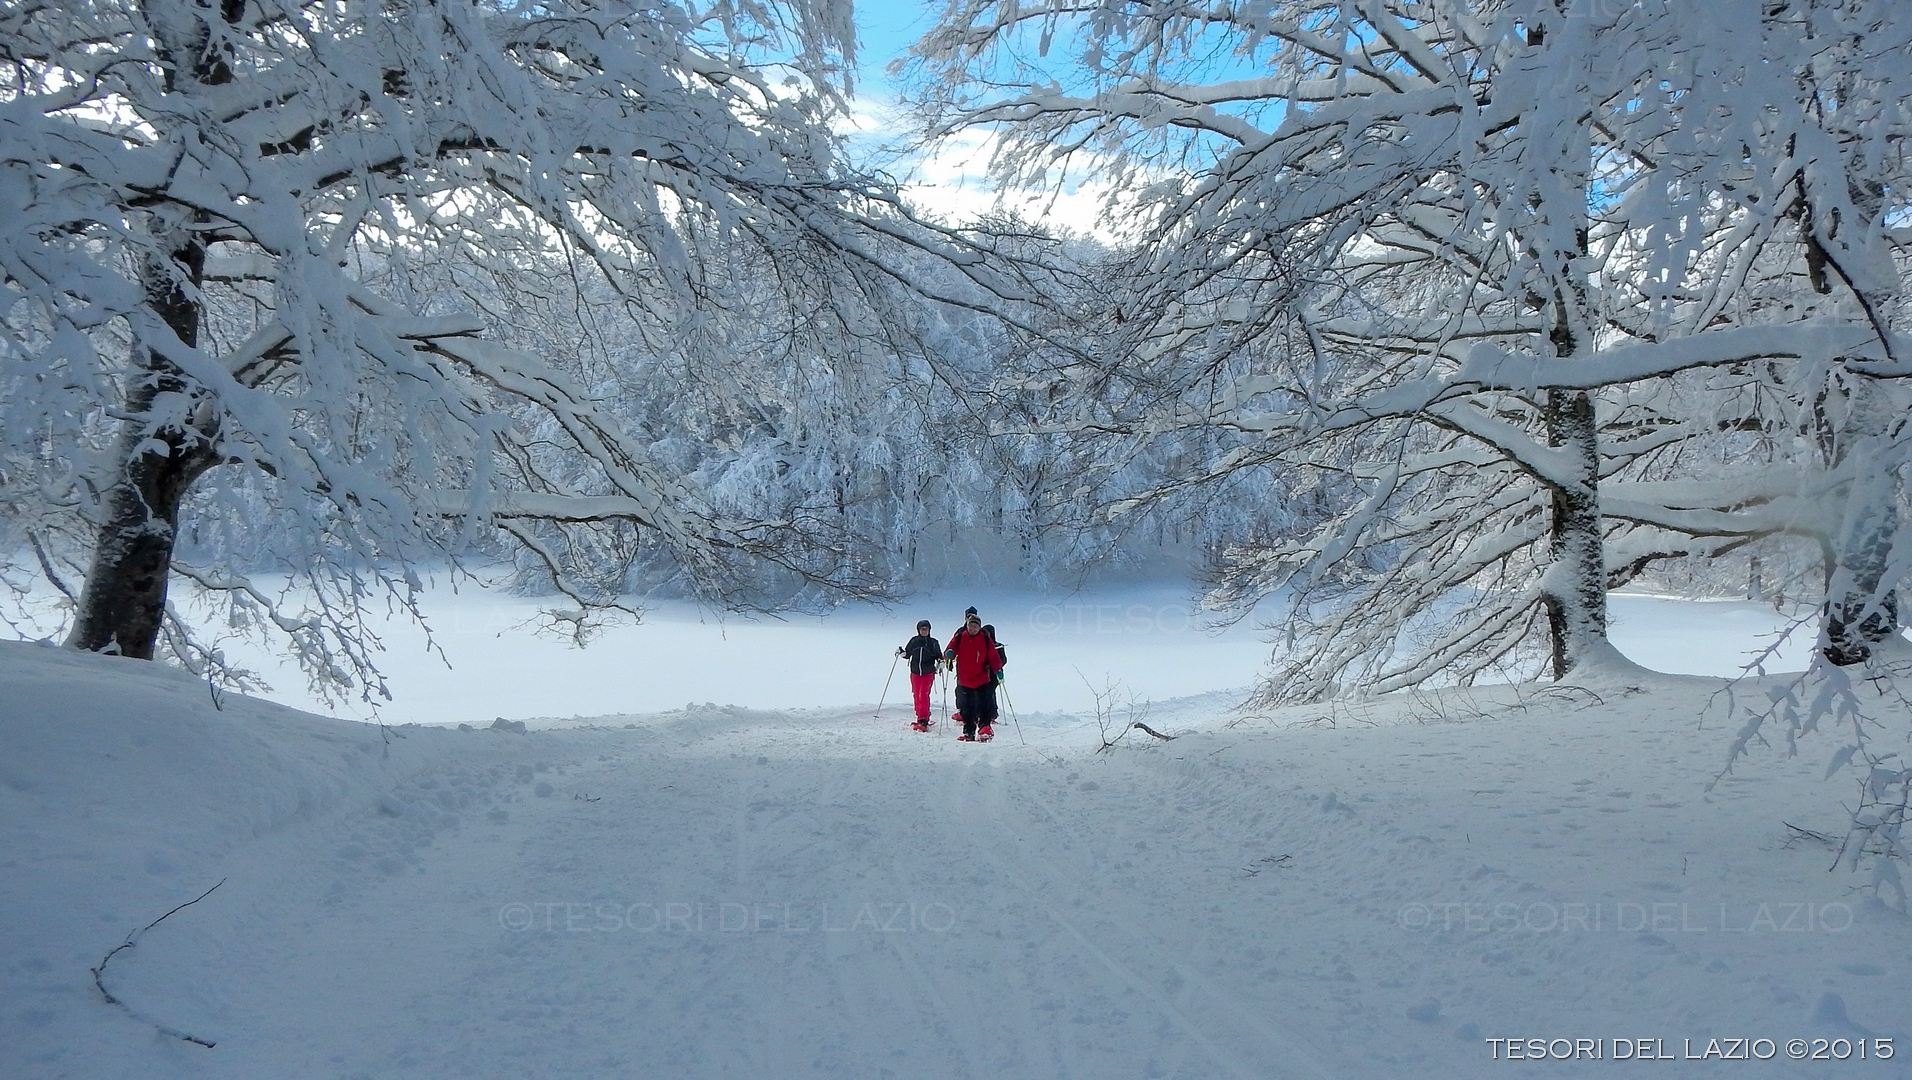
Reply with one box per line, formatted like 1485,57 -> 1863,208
840,99 -> 1124,242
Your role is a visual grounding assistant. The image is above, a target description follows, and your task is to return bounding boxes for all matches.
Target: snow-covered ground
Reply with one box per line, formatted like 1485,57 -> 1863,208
3,594 -> 1902,1080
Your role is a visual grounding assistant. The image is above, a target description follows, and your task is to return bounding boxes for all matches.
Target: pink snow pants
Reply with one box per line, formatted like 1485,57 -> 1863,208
910,671 -> 936,720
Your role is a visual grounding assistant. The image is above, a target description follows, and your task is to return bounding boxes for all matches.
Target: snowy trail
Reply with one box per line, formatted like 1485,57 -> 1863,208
55,709 -> 1912,1077
137,708 -> 1352,1080
959,754 -> 1339,1080
8,643 -> 1909,1080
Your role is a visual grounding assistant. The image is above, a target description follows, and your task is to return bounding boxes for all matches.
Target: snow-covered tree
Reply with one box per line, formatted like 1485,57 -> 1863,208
0,0 -> 1033,694
912,0 -> 1910,698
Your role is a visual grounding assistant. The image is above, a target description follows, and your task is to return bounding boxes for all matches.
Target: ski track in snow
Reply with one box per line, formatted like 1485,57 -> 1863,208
4,643 -> 1910,1079
961,755 -> 1340,1080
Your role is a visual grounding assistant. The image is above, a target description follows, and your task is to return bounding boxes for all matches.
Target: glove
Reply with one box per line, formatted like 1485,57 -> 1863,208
896,647 -> 905,657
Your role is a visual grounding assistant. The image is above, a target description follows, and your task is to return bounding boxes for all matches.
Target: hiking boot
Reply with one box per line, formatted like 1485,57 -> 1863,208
977,725 -> 994,742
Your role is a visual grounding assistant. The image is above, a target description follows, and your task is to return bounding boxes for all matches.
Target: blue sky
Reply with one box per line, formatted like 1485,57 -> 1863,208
852,1 -> 937,87
833,3 -> 1133,236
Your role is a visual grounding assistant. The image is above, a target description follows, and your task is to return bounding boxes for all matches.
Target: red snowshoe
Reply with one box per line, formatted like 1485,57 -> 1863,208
910,718 -> 933,732
977,725 -> 994,742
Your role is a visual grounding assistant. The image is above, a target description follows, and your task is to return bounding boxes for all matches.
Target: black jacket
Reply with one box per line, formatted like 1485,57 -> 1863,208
900,633 -> 942,676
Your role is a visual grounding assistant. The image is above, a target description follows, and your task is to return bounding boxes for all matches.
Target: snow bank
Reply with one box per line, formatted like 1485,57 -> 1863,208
0,641 -> 526,1076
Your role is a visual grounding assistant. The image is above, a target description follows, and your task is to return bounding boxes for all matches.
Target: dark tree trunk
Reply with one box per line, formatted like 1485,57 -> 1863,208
65,241 -> 222,659
1523,39 -> 1609,680
66,3 -> 239,660
1541,387 -> 1609,679
1792,174 -> 1901,665
1819,384 -> 1900,666
1824,580 -> 1898,666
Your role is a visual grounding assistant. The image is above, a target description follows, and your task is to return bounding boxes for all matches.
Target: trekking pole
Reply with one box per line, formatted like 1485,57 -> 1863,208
940,661 -> 951,738
874,652 -> 899,721
1001,681 -> 1026,745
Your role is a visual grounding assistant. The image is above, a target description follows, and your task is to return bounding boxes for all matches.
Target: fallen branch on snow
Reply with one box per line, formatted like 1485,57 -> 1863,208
92,878 -> 226,1048
1784,822 -> 1836,845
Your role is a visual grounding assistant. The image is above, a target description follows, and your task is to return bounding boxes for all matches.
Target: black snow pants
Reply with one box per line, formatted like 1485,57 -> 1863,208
955,682 -> 999,737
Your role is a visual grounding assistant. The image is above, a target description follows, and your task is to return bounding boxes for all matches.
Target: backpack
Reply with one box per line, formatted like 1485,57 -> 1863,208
983,628 -> 1006,669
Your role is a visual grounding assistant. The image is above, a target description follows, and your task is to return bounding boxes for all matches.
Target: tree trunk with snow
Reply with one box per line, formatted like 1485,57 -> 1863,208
1819,378 -> 1903,666
1529,11 -> 1610,679
66,240 -> 223,659
1822,496 -> 1899,666
1542,389 -> 1609,678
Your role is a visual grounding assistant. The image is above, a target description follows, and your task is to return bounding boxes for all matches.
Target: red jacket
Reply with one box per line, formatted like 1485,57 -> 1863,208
944,628 -> 1003,689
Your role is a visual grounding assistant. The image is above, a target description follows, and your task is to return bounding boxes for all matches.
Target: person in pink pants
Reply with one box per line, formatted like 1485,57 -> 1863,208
898,620 -> 943,731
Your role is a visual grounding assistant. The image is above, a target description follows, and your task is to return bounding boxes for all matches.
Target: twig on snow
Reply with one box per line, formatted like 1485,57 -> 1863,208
1784,821 -> 1836,845
92,878 -> 227,1048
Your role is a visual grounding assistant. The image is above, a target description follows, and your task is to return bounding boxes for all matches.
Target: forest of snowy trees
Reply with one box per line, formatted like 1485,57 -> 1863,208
3,0 -> 1908,716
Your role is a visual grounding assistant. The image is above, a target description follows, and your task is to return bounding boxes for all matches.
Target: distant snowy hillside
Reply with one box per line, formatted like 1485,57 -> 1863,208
3,639 -> 1906,1078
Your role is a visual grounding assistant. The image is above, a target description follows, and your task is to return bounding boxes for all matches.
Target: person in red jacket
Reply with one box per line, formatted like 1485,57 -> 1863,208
944,607 -> 1002,741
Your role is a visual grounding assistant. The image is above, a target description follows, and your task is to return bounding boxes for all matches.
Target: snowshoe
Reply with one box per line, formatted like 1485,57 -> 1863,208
957,734 -> 975,742
910,719 -> 932,732
977,725 -> 994,742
